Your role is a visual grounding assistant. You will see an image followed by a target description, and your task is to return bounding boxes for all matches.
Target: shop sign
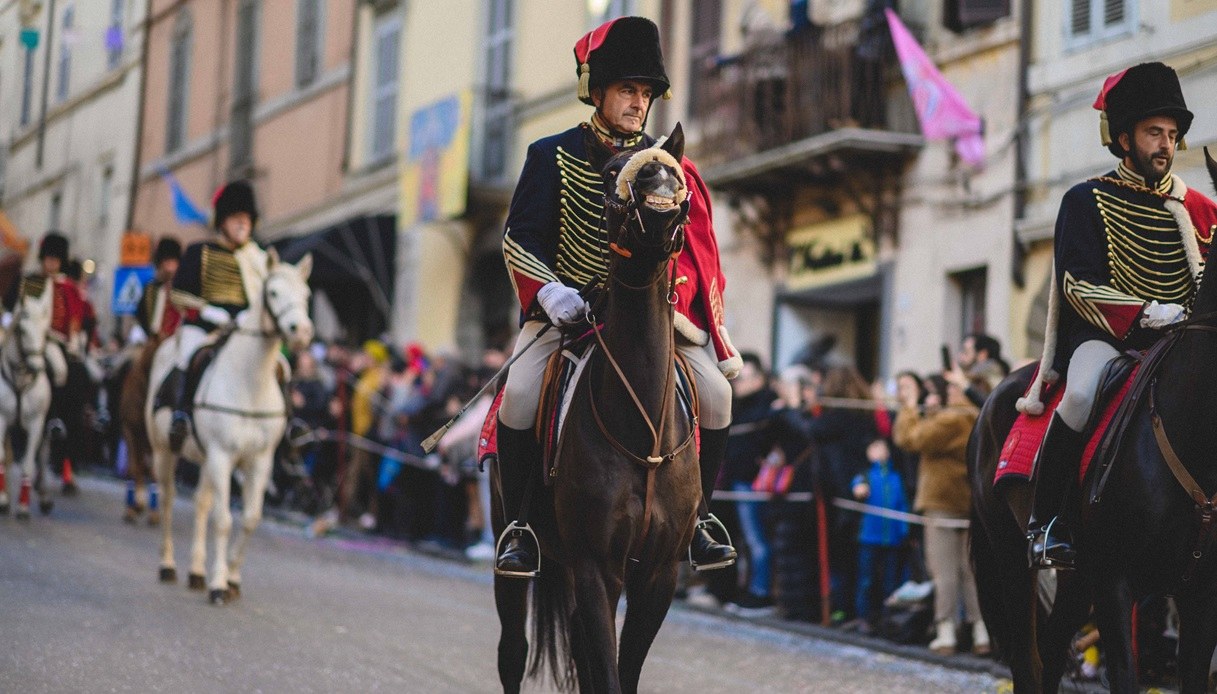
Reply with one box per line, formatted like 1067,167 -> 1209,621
786,214 -> 876,291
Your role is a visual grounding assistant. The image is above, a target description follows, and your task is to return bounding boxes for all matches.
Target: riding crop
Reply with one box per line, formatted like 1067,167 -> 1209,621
421,322 -> 553,453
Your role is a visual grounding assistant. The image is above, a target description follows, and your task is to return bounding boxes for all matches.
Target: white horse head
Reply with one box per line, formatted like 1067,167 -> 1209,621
8,284 -> 53,375
249,248 -> 314,352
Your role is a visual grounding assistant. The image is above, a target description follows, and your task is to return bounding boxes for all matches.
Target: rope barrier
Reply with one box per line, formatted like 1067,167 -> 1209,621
297,427 -> 970,529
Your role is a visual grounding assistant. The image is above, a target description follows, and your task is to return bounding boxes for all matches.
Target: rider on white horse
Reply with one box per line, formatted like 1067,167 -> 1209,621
2,232 -> 80,436
166,181 -> 306,454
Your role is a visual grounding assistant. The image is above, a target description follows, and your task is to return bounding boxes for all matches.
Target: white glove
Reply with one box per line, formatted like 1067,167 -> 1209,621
1140,301 -> 1186,330
536,282 -> 588,326
0,312 -> 11,329
200,304 -> 233,327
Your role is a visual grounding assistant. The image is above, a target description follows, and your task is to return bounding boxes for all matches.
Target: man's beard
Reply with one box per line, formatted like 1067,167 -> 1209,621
1129,144 -> 1172,185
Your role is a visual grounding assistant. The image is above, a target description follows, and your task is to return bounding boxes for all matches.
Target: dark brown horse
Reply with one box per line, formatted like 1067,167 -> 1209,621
492,125 -> 699,693
970,149 -> 1217,693
119,338 -> 161,524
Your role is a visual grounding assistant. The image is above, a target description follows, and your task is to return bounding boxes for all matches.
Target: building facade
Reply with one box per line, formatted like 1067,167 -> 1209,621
0,0 -> 149,335
130,0 -> 395,343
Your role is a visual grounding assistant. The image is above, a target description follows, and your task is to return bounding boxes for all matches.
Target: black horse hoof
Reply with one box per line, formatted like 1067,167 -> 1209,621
61,483 -> 78,497
39,500 -> 53,516
123,509 -> 138,524
227,582 -> 241,600
208,589 -> 228,605
0,503 -> 8,515
15,508 -> 30,521
159,567 -> 177,583
188,574 -> 206,591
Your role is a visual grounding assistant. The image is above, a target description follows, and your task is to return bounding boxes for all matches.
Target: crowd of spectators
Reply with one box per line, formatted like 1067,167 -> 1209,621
686,333 -> 1013,658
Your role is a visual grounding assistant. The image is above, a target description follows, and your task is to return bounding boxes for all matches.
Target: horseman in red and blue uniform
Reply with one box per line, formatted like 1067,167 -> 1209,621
494,16 -> 743,576
1022,62 -> 1217,569
3,232 -> 85,438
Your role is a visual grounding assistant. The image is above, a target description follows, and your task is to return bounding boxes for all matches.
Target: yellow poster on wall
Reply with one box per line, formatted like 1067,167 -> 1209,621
400,91 -> 472,225
786,214 -> 875,291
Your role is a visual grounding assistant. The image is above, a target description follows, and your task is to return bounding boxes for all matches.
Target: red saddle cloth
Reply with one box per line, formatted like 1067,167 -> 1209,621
995,364 -> 1140,487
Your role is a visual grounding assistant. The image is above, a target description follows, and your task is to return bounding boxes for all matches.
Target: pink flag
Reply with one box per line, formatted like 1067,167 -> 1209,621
885,9 -> 984,167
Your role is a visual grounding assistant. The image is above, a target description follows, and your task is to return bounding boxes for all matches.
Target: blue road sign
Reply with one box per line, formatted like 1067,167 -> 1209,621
112,265 -> 154,316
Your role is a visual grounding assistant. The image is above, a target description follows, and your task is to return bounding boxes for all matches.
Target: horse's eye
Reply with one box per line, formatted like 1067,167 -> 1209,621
270,290 -> 278,299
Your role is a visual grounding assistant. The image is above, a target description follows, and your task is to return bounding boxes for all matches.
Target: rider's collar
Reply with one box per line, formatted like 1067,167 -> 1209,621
589,112 -> 644,150
1117,160 -> 1174,195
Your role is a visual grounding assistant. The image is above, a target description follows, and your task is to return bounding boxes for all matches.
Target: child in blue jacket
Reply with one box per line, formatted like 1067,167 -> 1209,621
849,437 -> 910,632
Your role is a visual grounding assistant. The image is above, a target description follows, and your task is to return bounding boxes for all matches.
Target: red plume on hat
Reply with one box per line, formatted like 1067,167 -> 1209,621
573,16 -> 671,105
1092,62 -> 1193,157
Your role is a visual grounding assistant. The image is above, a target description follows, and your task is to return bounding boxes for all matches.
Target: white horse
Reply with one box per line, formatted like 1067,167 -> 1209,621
146,250 -> 313,604
0,285 -> 56,519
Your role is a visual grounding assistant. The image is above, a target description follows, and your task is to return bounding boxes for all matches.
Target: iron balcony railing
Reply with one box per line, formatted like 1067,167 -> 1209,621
689,20 -> 905,168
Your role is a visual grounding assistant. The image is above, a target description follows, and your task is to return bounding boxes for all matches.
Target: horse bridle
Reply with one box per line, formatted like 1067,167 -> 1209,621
1145,319 -> 1217,581
228,270 -> 298,342
585,178 -> 697,542
2,305 -> 46,390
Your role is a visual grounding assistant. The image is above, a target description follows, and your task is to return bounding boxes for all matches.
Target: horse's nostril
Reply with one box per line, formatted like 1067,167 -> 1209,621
289,323 -> 298,334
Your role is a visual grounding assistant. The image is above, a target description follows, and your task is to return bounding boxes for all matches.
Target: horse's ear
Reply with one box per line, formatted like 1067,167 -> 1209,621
267,246 -> 279,269
297,253 -> 313,281
660,123 -> 685,162
1206,146 -> 1217,194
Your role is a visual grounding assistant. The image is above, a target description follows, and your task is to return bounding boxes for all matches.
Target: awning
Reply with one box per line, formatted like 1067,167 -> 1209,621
271,214 -> 396,342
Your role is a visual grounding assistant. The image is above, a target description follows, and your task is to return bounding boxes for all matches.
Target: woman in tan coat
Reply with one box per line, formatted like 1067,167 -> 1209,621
894,373 -> 989,656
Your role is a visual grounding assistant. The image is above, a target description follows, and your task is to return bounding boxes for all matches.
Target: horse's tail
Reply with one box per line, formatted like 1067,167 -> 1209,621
527,555 -> 576,691
969,504 -> 1010,659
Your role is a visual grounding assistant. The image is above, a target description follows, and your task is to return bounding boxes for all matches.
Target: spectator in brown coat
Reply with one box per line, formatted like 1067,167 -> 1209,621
894,374 -> 989,656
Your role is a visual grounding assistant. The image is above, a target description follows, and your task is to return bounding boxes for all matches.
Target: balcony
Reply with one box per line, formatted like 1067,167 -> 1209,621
689,21 -> 922,192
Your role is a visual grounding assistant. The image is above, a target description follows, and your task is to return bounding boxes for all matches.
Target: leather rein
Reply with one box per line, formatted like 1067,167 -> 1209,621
1146,317 -> 1217,582
585,180 -> 694,543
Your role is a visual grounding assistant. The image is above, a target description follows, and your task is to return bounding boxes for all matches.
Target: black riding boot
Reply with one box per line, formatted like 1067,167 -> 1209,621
166,368 -> 190,454
691,426 -> 738,571
495,422 -> 540,578
1027,413 -> 1085,570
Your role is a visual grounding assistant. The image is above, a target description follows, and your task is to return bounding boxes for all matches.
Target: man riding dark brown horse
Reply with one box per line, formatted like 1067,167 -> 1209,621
495,16 -> 741,577
1019,62 -> 1217,569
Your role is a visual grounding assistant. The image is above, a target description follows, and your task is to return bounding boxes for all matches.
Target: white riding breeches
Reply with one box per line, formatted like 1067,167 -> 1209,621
1056,339 -> 1121,433
173,324 -> 212,371
498,321 -> 732,431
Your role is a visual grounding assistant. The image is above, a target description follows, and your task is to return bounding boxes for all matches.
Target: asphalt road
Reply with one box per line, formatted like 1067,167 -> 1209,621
0,475 -> 1006,693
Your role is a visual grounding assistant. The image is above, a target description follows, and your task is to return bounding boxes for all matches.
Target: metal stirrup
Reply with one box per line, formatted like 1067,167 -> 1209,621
689,513 -> 735,572
493,521 -> 541,578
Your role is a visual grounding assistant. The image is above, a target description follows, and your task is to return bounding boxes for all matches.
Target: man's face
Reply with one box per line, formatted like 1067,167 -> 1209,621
41,256 -> 62,275
157,258 -> 179,281
593,80 -> 653,134
732,362 -> 765,398
1121,115 -> 1179,183
958,337 -> 977,369
220,212 -> 253,248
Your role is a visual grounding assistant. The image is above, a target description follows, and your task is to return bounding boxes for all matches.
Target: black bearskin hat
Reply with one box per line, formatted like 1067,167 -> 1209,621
38,231 -> 69,263
574,16 -> 671,105
1093,62 -> 1193,158
212,180 -> 259,230
154,237 -> 182,265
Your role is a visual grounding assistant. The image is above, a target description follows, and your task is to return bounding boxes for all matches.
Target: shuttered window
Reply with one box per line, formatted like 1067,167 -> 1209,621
56,5 -> 73,102
296,0 -> 323,88
166,10 -> 193,153
368,13 -> 402,164
1067,0 -> 1135,49
688,0 -> 722,120
230,0 -> 260,174
481,0 -> 513,179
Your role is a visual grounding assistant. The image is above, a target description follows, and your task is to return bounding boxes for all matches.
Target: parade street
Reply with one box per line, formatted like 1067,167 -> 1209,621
0,476 -> 1003,693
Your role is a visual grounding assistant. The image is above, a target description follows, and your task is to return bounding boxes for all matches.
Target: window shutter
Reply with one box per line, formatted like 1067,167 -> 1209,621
296,0 -> 320,88
1103,0 -> 1125,27
1070,0 -> 1092,36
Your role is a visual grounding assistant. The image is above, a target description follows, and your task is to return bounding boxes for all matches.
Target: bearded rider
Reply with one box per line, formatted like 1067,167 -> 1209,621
1022,62 -> 1217,569
494,16 -> 743,577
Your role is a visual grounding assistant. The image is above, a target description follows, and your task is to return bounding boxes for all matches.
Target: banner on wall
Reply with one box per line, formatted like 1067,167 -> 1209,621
786,215 -> 876,292
401,91 -> 472,225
